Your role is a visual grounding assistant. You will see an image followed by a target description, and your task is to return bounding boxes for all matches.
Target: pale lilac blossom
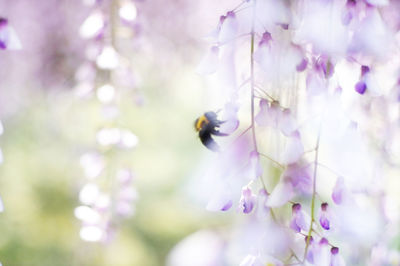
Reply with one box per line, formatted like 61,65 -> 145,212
196,46 -> 219,75
290,203 -> 310,232
319,202 -> 330,230
255,188 -> 269,219
0,18 -> 21,50
238,186 -> 257,214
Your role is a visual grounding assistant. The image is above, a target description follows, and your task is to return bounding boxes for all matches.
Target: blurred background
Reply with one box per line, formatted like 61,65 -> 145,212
0,0 -> 238,265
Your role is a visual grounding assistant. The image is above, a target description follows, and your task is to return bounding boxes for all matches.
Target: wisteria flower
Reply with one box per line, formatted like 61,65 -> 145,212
238,186 -> 257,214
290,203 -> 310,232
0,18 -> 22,50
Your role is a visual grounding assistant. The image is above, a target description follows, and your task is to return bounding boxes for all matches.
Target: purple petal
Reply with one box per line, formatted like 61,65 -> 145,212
331,247 -> 339,255
330,247 -> 346,266
319,237 -> 329,245
284,163 -> 312,195
279,23 -> 289,30
239,187 -> 256,214
296,58 -> 308,72
355,81 -> 367,94
342,11 -> 353,25
295,211 -> 310,231
306,246 -> 314,263
292,203 -> 301,213
243,201 -> 254,213
206,188 -> 233,212
332,177 -> 345,204
361,65 -> 370,76
319,214 -> 330,230
259,31 -> 272,46
221,200 -> 233,211
0,18 -> 8,28
290,217 -> 301,232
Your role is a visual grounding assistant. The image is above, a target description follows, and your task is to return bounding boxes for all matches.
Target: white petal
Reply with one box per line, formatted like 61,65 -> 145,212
282,132 -> 304,164
196,46 -> 219,75
206,188 -> 233,212
295,0 -> 348,56
218,14 -> 238,43
120,130 -> 138,148
79,183 -> 99,205
79,11 -> 104,39
119,1 -> 137,22
80,225 -> 103,242
96,46 -> 119,70
0,196 -> 4,212
349,9 -> 393,59
279,109 -> 297,136
255,0 -> 290,30
266,181 -> 294,207
5,27 -> 21,50
74,206 -> 100,223
96,84 -> 115,103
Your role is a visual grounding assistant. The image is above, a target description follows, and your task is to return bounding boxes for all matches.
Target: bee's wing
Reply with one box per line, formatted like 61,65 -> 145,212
199,131 -> 220,152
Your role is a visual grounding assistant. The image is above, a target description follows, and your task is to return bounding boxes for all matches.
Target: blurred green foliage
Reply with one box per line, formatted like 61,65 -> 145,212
0,61 -> 231,266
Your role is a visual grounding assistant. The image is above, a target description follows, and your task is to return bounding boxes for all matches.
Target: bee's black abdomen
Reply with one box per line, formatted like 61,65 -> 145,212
199,130 -> 220,152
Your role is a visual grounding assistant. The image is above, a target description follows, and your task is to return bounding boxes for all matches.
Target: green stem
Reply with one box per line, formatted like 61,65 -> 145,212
250,0 -> 257,152
303,129 -> 321,260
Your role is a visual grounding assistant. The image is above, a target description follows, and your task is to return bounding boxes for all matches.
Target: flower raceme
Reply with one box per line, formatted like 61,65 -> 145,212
74,0 -> 141,244
185,0 -> 400,265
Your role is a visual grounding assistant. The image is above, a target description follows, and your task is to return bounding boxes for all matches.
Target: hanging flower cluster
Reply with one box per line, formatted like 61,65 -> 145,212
0,17 -> 21,266
192,0 -> 400,265
74,0 -> 140,243
0,17 -> 20,212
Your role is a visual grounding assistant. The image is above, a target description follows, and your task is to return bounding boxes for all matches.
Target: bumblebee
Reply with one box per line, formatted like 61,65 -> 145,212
194,111 -> 228,152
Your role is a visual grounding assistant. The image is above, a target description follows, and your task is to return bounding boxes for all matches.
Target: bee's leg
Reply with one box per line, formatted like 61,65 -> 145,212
212,130 -> 229,136
210,126 -> 229,136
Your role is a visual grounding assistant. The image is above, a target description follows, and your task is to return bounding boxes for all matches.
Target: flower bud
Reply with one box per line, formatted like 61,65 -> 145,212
319,202 -> 330,230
